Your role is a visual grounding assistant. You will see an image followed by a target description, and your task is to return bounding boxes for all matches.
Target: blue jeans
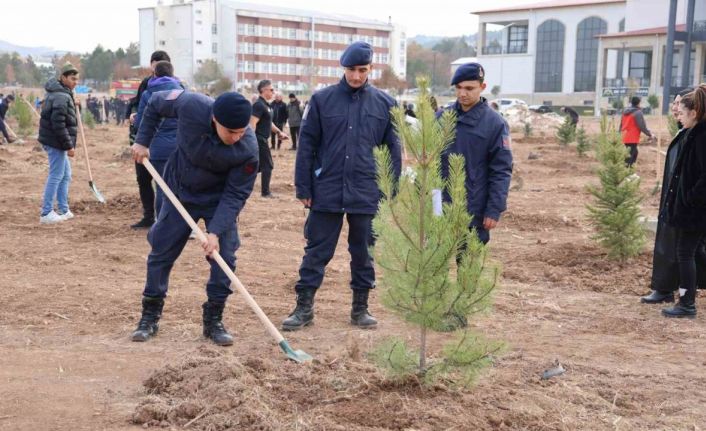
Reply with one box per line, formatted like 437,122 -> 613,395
41,145 -> 72,216
143,199 -> 240,302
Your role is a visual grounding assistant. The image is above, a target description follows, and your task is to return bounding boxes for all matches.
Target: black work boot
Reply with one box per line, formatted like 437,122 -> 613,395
132,296 -> 165,342
282,288 -> 315,331
202,301 -> 234,346
350,289 -> 377,328
662,289 -> 697,318
131,217 -> 154,229
641,290 -> 675,304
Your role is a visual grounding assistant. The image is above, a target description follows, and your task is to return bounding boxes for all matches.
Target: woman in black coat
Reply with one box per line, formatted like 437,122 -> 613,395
662,85 -> 706,318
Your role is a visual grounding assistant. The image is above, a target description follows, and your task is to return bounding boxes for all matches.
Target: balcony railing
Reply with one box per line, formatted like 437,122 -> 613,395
481,45 -> 528,55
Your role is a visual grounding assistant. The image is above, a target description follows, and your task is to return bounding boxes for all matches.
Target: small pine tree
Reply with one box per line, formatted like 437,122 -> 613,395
13,96 -> 33,136
82,108 -> 96,130
586,116 -> 646,260
523,121 -> 532,138
575,126 -> 590,157
556,117 -> 575,146
667,115 -> 679,138
372,77 -> 502,387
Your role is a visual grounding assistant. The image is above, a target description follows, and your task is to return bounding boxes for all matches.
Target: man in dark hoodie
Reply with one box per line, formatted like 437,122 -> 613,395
134,60 -> 181,215
0,94 -> 16,144
620,96 -> 654,167
128,50 -> 172,229
38,63 -> 79,224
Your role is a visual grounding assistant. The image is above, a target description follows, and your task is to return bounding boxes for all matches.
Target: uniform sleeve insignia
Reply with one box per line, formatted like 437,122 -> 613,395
502,135 -> 511,149
165,89 -> 184,100
243,162 -> 257,175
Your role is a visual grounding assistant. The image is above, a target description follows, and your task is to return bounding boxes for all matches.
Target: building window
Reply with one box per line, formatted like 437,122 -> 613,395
159,40 -> 166,46
196,40 -> 202,45
212,24 -> 217,35
507,25 -> 528,54
628,51 -> 651,85
195,20 -> 202,25
574,17 -> 607,92
212,42 -> 218,54
158,20 -> 165,26
535,19 -> 565,92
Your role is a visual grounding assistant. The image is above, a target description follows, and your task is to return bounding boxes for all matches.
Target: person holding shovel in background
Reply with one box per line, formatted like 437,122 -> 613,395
38,63 -> 80,224
0,94 -> 16,144
130,90 -> 258,346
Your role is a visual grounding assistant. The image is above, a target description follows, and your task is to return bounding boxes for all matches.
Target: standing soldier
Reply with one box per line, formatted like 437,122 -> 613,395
282,41 -> 402,331
442,62 -> 513,246
130,91 -> 258,345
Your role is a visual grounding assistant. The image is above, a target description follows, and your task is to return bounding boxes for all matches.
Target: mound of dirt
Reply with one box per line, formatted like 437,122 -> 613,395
133,346 -> 500,430
72,192 -> 141,214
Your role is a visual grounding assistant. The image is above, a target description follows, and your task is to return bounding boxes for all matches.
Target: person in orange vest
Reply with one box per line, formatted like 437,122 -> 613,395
619,96 -> 654,167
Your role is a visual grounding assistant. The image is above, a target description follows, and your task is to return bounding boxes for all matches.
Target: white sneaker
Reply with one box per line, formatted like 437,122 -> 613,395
59,210 -> 75,221
40,211 -> 64,224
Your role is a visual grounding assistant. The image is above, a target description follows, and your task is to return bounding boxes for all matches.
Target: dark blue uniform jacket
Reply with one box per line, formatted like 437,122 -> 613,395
135,76 -> 181,161
136,90 -> 259,236
295,77 -> 401,214
441,98 -> 513,223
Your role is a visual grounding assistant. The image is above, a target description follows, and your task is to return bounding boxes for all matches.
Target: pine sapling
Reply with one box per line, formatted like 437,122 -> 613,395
556,117 -> 575,147
575,126 -> 590,157
586,115 -> 646,260
372,77 -> 502,387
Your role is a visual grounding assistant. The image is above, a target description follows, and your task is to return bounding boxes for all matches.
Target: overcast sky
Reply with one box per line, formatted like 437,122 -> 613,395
1,0 -> 541,53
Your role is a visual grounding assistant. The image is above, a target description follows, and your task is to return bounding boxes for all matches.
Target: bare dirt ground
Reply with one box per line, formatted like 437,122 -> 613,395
2,115 -> 706,431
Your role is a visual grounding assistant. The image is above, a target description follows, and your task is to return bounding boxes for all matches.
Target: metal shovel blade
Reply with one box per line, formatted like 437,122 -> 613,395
89,181 -> 106,204
278,340 -> 313,363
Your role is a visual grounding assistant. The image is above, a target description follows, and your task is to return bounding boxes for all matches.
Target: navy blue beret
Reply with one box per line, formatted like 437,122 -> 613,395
451,62 -> 485,85
340,41 -> 373,67
212,92 -> 252,129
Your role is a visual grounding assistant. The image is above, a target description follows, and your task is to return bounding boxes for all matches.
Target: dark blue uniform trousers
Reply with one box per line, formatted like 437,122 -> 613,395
296,211 -> 375,292
143,198 -> 239,303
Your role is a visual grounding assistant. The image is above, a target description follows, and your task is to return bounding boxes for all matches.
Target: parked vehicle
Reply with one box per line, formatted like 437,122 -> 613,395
529,104 -> 553,114
491,98 -> 528,113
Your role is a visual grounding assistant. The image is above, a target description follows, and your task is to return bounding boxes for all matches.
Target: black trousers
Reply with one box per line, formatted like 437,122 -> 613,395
135,161 -> 155,220
295,211 -> 375,292
289,126 -> 300,149
676,229 -> 706,299
625,144 -> 638,167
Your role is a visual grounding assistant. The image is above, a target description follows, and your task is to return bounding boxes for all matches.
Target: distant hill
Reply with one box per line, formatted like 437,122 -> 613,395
409,31 -> 501,49
0,40 -> 70,59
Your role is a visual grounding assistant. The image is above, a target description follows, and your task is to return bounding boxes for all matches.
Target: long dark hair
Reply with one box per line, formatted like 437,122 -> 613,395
681,84 -> 706,123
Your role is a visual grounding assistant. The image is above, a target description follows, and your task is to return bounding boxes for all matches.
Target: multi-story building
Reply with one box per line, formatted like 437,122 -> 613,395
139,0 -> 406,92
472,0 -> 706,113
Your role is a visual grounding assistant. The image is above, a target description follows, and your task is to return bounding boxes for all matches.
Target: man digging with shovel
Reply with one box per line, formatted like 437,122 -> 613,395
130,90 -> 258,346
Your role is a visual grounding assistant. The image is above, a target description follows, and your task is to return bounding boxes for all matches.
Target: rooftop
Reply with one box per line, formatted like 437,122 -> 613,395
599,23 -> 687,38
471,0 -> 625,15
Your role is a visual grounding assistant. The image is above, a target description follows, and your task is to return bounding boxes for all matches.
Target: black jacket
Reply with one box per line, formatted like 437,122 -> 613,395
271,100 -> 288,125
38,78 -> 77,151
664,121 -> 706,230
652,127 -> 706,291
126,75 -> 151,119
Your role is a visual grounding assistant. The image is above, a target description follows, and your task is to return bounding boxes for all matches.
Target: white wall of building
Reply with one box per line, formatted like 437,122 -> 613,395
624,0 -> 687,32
219,3 -> 237,83
139,8 -> 156,67
389,25 -> 407,79
477,2 -> 625,99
